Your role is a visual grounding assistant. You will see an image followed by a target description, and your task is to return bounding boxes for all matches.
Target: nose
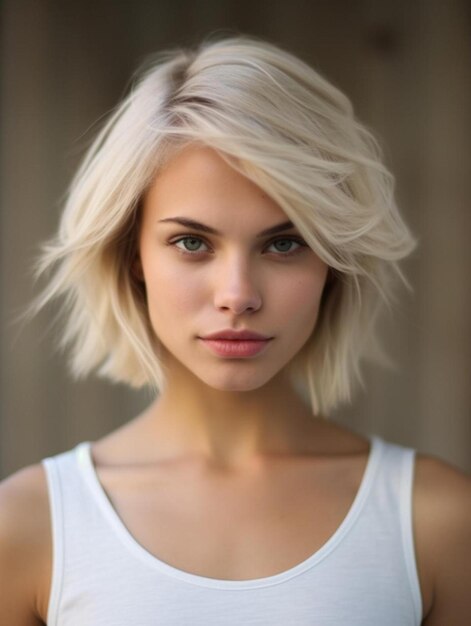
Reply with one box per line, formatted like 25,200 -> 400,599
213,257 -> 262,314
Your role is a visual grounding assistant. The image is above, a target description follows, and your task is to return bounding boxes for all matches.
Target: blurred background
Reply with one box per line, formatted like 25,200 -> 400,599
1,0 -> 470,478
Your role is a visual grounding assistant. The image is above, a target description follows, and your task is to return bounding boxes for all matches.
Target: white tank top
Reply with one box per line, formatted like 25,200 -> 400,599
42,435 -> 422,625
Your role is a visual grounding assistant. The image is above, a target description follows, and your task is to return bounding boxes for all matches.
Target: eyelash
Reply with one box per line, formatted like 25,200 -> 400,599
167,234 -> 307,258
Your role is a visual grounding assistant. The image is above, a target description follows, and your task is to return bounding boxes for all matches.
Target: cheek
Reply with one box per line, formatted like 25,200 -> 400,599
274,269 -> 327,323
144,261 -> 205,319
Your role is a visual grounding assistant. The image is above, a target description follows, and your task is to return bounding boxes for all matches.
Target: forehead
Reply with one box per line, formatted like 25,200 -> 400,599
142,144 -> 289,225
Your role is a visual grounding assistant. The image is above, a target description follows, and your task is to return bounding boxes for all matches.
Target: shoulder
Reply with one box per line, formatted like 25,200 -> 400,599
412,452 -> 471,625
413,452 -> 471,538
0,462 -> 51,559
0,463 -> 51,625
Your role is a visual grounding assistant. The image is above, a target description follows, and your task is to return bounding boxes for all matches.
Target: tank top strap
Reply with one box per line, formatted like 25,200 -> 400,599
360,437 -> 422,623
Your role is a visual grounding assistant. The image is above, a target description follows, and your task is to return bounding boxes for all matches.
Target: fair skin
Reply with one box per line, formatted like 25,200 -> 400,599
133,143 -> 330,468
0,145 -> 470,625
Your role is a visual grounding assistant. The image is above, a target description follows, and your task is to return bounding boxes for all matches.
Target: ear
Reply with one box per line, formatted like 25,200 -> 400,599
131,255 -> 145,282
320,268 -> 335,306
325,267 -> 336,285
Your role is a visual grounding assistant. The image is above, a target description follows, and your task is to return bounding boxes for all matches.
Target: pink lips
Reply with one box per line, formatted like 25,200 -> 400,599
199,329 -> 273,358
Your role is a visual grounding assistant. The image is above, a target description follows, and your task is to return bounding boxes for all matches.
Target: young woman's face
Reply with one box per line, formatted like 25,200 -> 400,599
138,145 -> 329,392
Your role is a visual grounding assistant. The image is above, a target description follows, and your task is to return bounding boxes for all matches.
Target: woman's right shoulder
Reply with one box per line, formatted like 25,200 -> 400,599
0,462 -> 51,625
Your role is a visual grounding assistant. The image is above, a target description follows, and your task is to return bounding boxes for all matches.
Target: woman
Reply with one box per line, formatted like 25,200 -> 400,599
0,34 -> 469,625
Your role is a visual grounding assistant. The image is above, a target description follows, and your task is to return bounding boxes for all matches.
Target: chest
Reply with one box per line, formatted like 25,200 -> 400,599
95,458 -> 362,580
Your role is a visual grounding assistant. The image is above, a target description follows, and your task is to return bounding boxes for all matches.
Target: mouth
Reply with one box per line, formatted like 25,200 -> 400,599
198,337 -> 273,358
200,330 -> 272,341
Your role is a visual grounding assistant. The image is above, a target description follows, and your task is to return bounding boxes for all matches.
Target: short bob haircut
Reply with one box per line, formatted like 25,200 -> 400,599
33,34 -> 416,416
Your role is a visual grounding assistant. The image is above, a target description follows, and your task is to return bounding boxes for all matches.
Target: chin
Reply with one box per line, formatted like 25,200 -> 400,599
197,368 -> 279,393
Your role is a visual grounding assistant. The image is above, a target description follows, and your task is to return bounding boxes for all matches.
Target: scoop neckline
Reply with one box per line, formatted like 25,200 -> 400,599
76,434 -> 382,589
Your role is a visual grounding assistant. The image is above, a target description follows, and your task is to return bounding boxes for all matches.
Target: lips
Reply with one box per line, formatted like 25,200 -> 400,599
198,329 -> 274,358
200,329 -> 272,341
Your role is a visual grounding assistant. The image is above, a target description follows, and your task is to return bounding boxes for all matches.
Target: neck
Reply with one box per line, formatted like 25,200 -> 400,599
139,366 -> 322,470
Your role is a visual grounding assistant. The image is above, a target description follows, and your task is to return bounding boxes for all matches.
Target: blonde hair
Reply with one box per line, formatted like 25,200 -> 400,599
32,33 -> 417,416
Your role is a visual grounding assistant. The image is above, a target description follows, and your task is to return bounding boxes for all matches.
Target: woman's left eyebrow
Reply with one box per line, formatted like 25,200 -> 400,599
157,217 -> 295,237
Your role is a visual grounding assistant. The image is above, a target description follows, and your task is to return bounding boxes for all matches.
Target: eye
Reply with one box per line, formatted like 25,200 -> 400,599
266,237 -> 306,256
171,236 -> 210,255
169,235 -> 307,257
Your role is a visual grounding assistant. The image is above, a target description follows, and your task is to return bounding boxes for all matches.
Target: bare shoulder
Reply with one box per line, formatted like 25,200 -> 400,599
413,453 -> 471,625
0,463 -> 51,625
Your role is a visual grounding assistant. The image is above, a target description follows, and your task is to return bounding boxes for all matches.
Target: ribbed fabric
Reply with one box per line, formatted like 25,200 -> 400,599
42,435 -> 422,625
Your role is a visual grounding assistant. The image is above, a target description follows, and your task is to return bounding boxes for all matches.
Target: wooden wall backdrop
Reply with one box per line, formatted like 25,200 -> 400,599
1,0 -> 470,477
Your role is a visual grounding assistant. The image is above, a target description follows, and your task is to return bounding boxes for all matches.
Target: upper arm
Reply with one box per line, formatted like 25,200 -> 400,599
414,454 -> 471,625
0,464 -> 51,626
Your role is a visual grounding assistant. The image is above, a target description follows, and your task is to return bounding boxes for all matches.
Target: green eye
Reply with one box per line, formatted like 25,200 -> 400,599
174,237 -> 206,253
268,237 -> 305,255
169,235 -> 307,258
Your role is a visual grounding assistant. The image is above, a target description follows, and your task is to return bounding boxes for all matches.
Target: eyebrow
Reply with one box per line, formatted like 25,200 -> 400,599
157,217 -> 295,237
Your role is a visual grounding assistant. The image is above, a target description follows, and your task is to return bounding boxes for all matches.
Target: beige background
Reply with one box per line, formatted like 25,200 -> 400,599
1,0 -> 470,477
